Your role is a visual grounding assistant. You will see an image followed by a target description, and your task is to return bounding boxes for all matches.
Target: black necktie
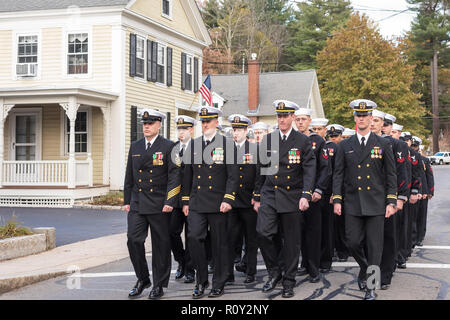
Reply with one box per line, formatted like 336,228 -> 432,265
146,142 -> 151,150
282,135 -> 287,142
205,140 -> 211,146
179,145 -> 184,157
361,137 -> 365,148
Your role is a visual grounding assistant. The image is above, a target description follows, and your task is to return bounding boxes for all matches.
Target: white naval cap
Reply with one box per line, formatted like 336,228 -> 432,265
294,108 -> 312,116
392,123 -> 403,131
251,122 -> 270,131
372,109 -> 385,119
174,115 -> 196,128
326,124 -> 345,135
311,118 -> 329,127
273,100 -> 300,113
412,136 -> 422,145
342,128 -> 356,136
196,106 -> 223,120
228,114 -> 252,127
384,113 -> 396,124
141,109 -> 166,123
350,99 -> 377,115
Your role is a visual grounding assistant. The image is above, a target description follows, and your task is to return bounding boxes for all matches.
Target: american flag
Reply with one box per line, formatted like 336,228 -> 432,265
199,75 -> 212,106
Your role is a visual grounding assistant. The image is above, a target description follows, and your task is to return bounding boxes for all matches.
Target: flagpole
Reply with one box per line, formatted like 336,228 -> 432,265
188,91 -> 200,110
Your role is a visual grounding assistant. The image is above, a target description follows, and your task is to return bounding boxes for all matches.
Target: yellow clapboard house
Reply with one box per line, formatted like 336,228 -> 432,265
0,0 -> 211,207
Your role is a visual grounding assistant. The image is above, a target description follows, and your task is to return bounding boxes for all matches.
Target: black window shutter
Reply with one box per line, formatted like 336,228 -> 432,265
151,41 -> 157,82
194,57 -> 199,93
166,112 -> 171,138
131,106 -> 137,142
129,34 -> 136,77
181,53 -> 186,90
147,40 -> 152,81
167,47 -> 172,87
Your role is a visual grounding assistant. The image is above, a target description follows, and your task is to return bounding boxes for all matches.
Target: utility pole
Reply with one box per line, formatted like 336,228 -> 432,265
431,49 -> 440,153
242,52 -> 245,74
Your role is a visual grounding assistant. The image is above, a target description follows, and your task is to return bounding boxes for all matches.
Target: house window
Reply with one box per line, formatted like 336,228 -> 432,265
66,111 -> 88,153
67,33 -> 88,74
157,43 -> 166,84
162,0 -> 171,17
18,35 -> 37,63
136,36 -> 145,78
185,55 -> 193,91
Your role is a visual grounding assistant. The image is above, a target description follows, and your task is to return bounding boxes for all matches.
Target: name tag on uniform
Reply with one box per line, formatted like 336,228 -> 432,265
132,154 -> 141,157
346,150 -> 354,154
153,152 -> 164,165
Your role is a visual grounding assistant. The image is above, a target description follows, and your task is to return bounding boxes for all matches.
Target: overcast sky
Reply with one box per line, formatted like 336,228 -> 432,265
350,0 -> 417,38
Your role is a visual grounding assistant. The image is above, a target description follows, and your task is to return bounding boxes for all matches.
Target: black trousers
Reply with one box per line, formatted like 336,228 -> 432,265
417,199 -> 428,243
169,208 -> 194,275
380,215 -> 397,285
320,196 -> 334,269
407,202 -> 419,256
300,199 -> 322,277
257,190 -> 302,287
395,206 -> 408,265
334,207 -> 349,259
227,207 -> 258,277
127,211 -> 171,288
345,214 -> 384,280
187,211 -> 229,290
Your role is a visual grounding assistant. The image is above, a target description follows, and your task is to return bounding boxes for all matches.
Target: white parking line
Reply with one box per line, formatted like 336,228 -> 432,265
69,262 -> 450,278
419,245 -> 450,250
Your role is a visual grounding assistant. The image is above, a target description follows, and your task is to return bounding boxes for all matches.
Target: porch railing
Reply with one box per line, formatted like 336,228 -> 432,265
1,155 -> 93,187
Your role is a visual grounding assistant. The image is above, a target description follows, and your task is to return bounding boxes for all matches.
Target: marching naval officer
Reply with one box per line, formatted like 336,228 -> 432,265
170,115 -> 196,284
124,109 -> 181,299
181,106 -> 239,299
333,99 -> 397,300
253,100 -> 316,298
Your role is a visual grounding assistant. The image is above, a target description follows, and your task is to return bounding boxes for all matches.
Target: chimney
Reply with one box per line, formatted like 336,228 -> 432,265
248,53 -> 259,124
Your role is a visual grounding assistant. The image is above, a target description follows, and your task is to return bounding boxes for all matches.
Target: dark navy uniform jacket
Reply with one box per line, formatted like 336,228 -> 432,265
124,136 -> 181,214
254,129 -> 316,213
332,133 -> 397,216
324,140 -> 339,196
309,133 -> 332,196
181,133 -> 239,213
423,156 -> 435,196
383,135 -> 409,201
234,140 -> 259,208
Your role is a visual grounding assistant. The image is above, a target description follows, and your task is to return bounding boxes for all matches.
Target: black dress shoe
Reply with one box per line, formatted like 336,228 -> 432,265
357,278 -> 367,291
417,241 -> 424,247
262,275 -> 282,293
281,286 -> 295,298
208,288 -> 224,298
175,263 -> 185,280
235,262 -> 247,273
296,267 -> 308,276
364,289 -> 376,300
225,275 -> 235,286
192,282 -> 209,299
184,273 -> 195,283
234,255 -> 242,264
244,275 -> 255,284
397,262 -> 407,269
319,268 -> 331,273
309,275 -> 321,283
128,279 -> 151,298
148,286 -> 164,300
208,264 -> 214,274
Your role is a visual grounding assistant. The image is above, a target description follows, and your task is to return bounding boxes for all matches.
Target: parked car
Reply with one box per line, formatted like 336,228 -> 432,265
429,152 -> 450,165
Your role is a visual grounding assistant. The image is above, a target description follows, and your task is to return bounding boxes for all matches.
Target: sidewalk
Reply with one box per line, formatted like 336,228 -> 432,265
0,233 -> 151,294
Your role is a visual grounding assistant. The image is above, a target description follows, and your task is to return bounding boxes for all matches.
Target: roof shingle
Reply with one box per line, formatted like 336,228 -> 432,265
0,0 -> 130,13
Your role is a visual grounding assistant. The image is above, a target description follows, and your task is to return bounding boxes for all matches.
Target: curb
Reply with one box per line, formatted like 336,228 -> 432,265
73,204 -> 123,210
0,270 -> 70,295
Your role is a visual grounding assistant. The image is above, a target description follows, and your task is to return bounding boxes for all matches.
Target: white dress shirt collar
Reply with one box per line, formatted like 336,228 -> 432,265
145,135 -> 158,149
356,131 -> 371,144
280,126 -> 293,140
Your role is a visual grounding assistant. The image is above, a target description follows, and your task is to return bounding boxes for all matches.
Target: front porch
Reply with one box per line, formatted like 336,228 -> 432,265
0,87 -> 118,207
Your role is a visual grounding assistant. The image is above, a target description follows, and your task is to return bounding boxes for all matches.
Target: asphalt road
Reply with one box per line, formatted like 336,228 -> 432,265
1,165 -> 449,300
0,207 -> 126,246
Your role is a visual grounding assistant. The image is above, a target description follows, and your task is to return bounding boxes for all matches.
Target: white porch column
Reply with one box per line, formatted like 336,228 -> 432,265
60,98 -> 80,189
100,105 -> 111,186
0,102 -> 15,188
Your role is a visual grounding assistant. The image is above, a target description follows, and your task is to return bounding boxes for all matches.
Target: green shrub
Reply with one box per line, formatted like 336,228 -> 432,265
89,191 -> 124,206
0,216 -> 33,240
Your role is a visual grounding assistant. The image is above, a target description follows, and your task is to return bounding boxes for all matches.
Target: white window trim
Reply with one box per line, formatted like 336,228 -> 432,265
184,53 -> 194,94
8,107 -> 43,161
133,33 -> 147,82
62,27 -> 92,79
161,0 -> 173,20
60,107 -> 92,157
12,30 -> 42,81
156,42 -> 167,85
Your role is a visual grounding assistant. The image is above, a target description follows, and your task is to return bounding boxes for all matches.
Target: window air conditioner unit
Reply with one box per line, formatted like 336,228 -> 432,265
16,63 -> 37,77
